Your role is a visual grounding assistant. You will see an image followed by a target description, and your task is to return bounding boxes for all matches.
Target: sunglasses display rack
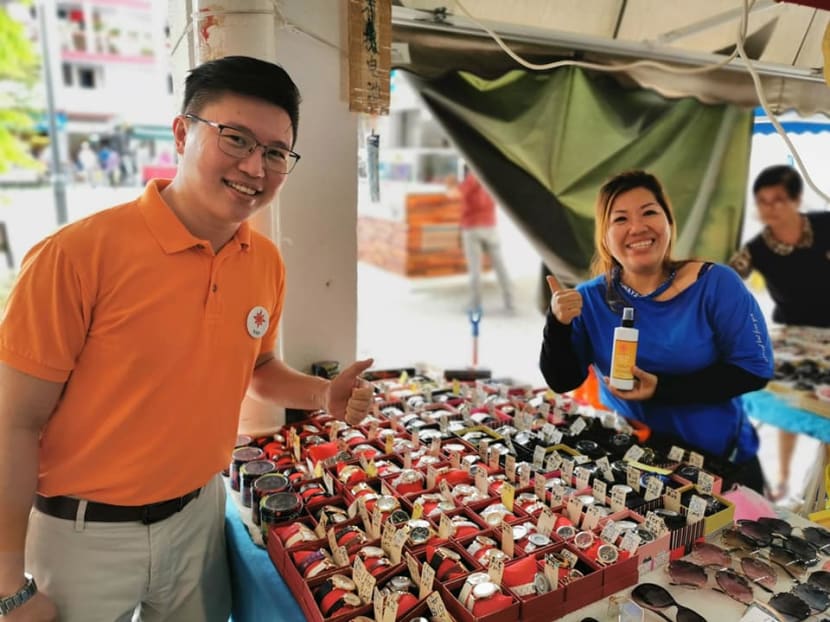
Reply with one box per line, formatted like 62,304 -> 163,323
768,325 -> 830,418
226,371 -> 749,621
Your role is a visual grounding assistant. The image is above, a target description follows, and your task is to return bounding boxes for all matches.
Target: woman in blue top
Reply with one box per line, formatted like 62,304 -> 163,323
540,170 -> 774,493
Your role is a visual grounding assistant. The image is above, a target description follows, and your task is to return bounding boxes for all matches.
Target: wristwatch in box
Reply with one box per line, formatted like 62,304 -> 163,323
0,575 -> 37,616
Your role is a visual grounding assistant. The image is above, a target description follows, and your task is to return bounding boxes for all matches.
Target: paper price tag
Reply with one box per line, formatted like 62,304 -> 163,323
475,468 -> 489,495
366,459 -> 378,478
537,506 -> 555,536
664,487 -> 682,513
566,496 -> 584,524
668,445 -> 685,462
292,433 -> 301,461
488,549 -> 505,585
356,497 -> 370,529
540,402 -> 551,417
688,495 -> 708,524
739,603 -> 783,622
573,454 -> 591,465
592,479 -> 607,504
644,476 -> 665,502
426,465 -> 438,490
501,482 -> 516,513
323,470 -> 335,496
426,591 -> 454,622
411,429 -> 421,451
403,449 -> 412,470
328,528 -> 348,565
645,512 -> 669,538
390,527 -> 409,563
385,433 -> 393,455
411,500 -> 424,521
601,520 -> 621,544
404,551 -> 420,587
689,451 -> 705,468
430,436 -> 441,457
439,513 -> 453,539
596,456 -> 614,482
610,486 -> 628,513
368,420 -> 380,441
559,548 -> 578,568
479,438 -> 490,462
315,512 -> 329,539
626,466 -> 642,492
623,445 -> 645,463
544,556 -> 560,591
439,413 -> 449,433
439,479 -> 453,502
582,505 -> 602,531
541,423 -> 557,442
488,446 -> 500,470
452,379 -> 461,396
569,417 -> 587,436
418,558 -> 435,600
382,590 -> 399,622
535,475 -> 547,502
561,458 -> 575,484
370,506 -> 382,539
697,471 -> 715,495
549,429 -> 563,445
353,556 -> 375,604
450,450 -> 461,469
574,466 -> 591,491
545,451 -> 563,472
313,461 -> 324,478
501,520 -> 515,557
373,587 -> 385,622
533,445 -> 546,470
518,464 -> 531,489
620,529 -> 641,554
550,484 -> 566,509
505,455 -> 517,482
381,521 -> 397,557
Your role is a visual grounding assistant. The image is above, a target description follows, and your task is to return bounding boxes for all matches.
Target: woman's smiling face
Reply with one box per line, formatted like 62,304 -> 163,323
604,186 -> 672,275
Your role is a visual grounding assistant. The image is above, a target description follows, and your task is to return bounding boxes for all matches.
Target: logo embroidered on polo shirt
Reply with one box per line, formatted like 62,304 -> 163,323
246,306 -> 269,338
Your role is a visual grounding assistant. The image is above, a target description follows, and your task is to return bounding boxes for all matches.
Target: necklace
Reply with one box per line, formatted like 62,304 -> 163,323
614,266 -> 677,300
762,215 -> 813,256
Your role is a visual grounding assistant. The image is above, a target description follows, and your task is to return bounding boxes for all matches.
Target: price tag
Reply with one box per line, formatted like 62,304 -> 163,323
368,420 -> 380,441
664,487 -> 682,513
644,476 -> 665,502
418,557 -> 435,600
403,449 -> 412,470
439,413 -> 449,433
505,455 -> 517,482
373,587 -> 385,622
540,402 -> 551,417
537,506 -> 555,536
449,450 -> 461,469
697,471 -> 715,496
533,446 -> 546,470
582,504 -> 602,531
596,456 -> 614,483
549,429 -> 564,445
488,446 -> 500,470
353,556 -> 376,604
411,429 -> 421,451
475,467 -> 489,495
438,479 -> 453,502
574,466 -> 591,491
534,475 -> 547,502
518,463 -> 531,489
559,548 -> 579,568
323,470 -> 335,496
398,370 -> 409,385
561,458 -> 575,484
488,549 -> 505,584
430,436 -> 441,457
544,555 -> 560,591
620,529 -> 641,554
370,505 -> 382,539
385,433 -> 393,455
623,445 -> 645,463
382,590 -> 399,622
479,438 -> 490,462
593,479 -> 607,504
356,497 -> 370,529
501,520 -> 515,557
313,461 -> 324,478
292,433 -> 301,461
366,459 -> 378,478
501,482 -> 516,513
315,512 -> 329,539
550,484 -> 566,509
545,451 -> 563,472
390,526 -> 409,563
426,591 -> 454,622
411,500 -> 424,521
566,496 -> 583,524
541,423 -> 557,442
452,379 -> 461,396
573,454 -> 591,465
439,513 -> 453,539
626,466 -> 642,493
688,495 -> 707,524
610,486 -> 628,513
328,528 -> 349,566
688,451 -> 705,468
645,511 -> 669,538
569,417 -> 587,436
601,520 -> 621,544
668,445 -> 685,462
381,521 -> 397,557
426,465 -> 438,490
739,603 -> 783,622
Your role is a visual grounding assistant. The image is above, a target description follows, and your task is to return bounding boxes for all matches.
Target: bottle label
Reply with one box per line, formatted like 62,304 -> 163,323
611,339 -> 637,381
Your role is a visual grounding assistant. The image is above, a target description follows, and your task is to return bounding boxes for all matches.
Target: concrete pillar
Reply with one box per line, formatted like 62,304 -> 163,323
167,0 -> 358,434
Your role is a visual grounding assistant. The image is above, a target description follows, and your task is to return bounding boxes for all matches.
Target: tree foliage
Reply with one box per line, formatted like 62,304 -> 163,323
0,4 -> 41,173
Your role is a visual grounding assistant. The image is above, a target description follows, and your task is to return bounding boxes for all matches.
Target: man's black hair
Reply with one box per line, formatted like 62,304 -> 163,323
753,164 -> 803,200
182,56 -> 301,147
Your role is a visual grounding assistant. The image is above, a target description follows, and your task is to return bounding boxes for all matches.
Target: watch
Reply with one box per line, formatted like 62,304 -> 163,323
0,574 -> 37,616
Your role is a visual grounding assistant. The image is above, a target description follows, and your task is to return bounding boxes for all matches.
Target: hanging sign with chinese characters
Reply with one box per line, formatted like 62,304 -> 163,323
348,0 -> 391,115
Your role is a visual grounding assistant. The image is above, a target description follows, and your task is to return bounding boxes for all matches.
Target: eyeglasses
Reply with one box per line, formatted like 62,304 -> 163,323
184,113 -> 301,174
630,582 -> 706,622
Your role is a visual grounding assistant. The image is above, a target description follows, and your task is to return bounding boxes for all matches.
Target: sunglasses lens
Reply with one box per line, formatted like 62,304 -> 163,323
802,526 -> 830,550
740,556 -> 777,590
669,560 -> 707,588
770,544 -> 809,578
676,605 -> 708,622
692,542 -> 730,567
737,520 -> 772,547
783,536 -> 819,565
791,583 -> 830,613
808,570 -> 830,592
769,593 -> 811,622
631,583 -> 674,608
757,516 -> 792,537
715,569 -> 754,605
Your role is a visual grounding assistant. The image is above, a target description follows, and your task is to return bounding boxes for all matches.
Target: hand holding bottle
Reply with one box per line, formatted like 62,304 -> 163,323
546,274 -> 583,324
605,365 -> 658,401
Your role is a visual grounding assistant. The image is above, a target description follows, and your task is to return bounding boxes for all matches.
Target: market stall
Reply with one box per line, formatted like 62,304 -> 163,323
225,372 -> 830,622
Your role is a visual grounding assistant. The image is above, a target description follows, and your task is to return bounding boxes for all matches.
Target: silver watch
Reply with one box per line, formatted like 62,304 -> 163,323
0,574 -> 37,615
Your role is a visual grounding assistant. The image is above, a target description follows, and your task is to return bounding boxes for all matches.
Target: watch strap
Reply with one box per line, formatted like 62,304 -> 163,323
0,575 -> 37,616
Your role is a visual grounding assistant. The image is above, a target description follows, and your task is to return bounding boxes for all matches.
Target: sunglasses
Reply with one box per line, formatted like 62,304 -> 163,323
690,542 -> 778,593
668,560 -> 754,605
630,582 -> 706,622
767,592 -> 812,622
807,569 -> 830,592
790,582 -> 830,614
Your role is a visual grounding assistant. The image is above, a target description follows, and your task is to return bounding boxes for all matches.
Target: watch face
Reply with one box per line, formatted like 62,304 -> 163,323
376,496 -> 399,513
359,545 -> 385,559
331,574 -> 356,591
512,524 -> 529,541
556,525 -> 576,540
533,571 -> 552,594
472,581 -> 499,600
597,543 -> 619,564
528,533 -> 552,547
342,592 -> 362,607
574,530 -> 594,549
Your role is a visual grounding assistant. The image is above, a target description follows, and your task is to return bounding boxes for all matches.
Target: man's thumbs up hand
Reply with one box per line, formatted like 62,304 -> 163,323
546,274 -> 583,325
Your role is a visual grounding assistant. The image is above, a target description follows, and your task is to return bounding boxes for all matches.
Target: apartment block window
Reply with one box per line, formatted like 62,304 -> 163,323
78,66 -> 97,89
62,63 -> 73,87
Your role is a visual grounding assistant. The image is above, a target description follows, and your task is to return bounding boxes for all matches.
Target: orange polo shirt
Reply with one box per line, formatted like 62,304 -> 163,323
0,180 -> 285,504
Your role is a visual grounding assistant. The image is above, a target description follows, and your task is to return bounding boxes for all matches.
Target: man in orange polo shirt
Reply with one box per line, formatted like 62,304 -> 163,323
0,57 -> 373,622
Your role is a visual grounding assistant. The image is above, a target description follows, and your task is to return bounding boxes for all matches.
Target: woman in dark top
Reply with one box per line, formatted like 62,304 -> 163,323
729,164 -> 830,500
